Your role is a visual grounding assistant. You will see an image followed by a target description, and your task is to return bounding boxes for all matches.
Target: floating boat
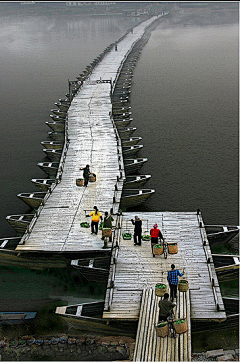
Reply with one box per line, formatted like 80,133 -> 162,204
41,141 -> 63,150
58,98 -> 70,105
213,254 -> 239,281
121,137 -> 142,147
112,106 -> 131,113
6,214 -> 34,234
56,301 -> 104,320
71,256 -> 111,283
122,145 -> 143,157
17,192 -> 46,209
112,112 -> 132,118
51,109 -> 68,118
37,162 -> 59,176
222,297 -> 239,314
43,149 -> 62,162
0,237 -> 22,250
48,131 -> 65,140
31,178 -> 56,191
114,119 -> 133,129
49,114 -> 66,122
55,102 -> 69,112
124,158 -> 148,175
120,189 -> 155,208
205,225 -> 240,244
45,121 -> 65,132
0,312 -> 37,325
118,127 -> 136,138
55,302 -> 136,337
123,175 -> 151,189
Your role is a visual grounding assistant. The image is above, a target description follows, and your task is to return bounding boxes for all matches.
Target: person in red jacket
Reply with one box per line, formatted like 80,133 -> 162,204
150,223 -> 164,257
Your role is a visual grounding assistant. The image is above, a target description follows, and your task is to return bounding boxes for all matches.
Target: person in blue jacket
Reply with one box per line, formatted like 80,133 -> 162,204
167,264 -> 184,302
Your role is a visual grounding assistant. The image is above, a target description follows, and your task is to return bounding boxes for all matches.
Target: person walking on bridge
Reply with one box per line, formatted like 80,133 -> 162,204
167,264 -> 184,302
158,293 -> 176,322
131,215 -> 142,246
150,223 -> 164,257
80,164 -> 91,187
87,206 -> 103,235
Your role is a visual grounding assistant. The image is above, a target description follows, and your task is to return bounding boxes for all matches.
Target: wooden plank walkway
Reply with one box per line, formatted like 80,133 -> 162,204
103,211 -> 226,321
16,16 -> 159,252
133,288 -> 192,362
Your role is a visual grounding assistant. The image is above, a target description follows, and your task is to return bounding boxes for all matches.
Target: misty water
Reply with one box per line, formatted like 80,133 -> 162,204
0,5 -> 238,316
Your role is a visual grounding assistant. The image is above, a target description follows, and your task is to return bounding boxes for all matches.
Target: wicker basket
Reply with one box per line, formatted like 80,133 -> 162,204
153,244 -> 164,255
155,323 -> 169,338
89,174 -> 96,182
155,283 -> 167,297
167,243 -> 178,254
178,280 -> 189,292
174,319 -> 188,334
102,228 -> 112,238
76,178 -> 84,186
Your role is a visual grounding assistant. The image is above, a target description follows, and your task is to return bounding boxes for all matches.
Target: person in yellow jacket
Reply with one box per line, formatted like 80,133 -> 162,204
87,206 -> 103,235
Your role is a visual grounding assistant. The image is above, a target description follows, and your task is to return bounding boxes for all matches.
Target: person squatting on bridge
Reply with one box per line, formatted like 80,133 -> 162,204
80,164 -> 91,187
87,206 -> 103,235
150,223 -> 164,257
158,293 -> 176,322
131,215 -> 142,246
167,264 -> 184,302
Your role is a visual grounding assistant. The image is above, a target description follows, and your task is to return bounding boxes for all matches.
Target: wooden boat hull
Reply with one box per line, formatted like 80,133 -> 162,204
45,121 -> 65,132
205,225 -> 240,244
114,119 -> 133,129
0,312 -> 37,325
48,131 -> 65,140
17,193 -> 46,210
0,237 -> 21,250
41,141 -> 63,150
55,303 -> 137,337
51,109 -> 67,118
71,256 -> 110,284
6,214 -> 34,234
123,175 -> 151,189
120,189 -> 155,208
50,114 -> 66,122
122,145 -> 143,158
124,158 -> 148,175
121,137 -> 142,147
37,162 -> 59,176
31,179 -> 56,191
118,127 -> 136,138
43,149 -> 62,162
55,102 -> 69,112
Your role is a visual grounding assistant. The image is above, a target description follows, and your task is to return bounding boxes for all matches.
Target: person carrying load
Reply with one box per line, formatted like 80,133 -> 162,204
150,223 -> 164,257
101,211 -> 114,242
86,206 -> 103,235
80,164 -> 91,187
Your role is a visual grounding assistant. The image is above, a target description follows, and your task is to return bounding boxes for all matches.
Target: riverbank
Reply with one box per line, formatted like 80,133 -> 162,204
0,332 -> 238,361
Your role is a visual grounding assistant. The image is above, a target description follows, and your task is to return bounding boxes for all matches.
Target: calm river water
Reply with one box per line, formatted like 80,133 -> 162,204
0,5 -> 238,313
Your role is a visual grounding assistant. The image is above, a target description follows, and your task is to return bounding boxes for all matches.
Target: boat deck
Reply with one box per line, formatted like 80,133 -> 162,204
16,17 -> 158,253
103,211 -> 226,321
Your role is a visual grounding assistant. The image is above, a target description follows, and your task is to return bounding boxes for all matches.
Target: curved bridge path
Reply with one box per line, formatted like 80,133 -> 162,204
16,16 -> 159,253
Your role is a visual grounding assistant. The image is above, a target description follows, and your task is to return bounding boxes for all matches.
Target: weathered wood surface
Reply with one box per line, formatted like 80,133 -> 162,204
16,16 -> 158,252
103,211 -> 226,321
133,288 -> 191,362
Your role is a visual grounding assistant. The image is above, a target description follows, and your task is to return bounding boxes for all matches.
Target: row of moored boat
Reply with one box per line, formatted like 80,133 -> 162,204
5,27 -> 156,237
